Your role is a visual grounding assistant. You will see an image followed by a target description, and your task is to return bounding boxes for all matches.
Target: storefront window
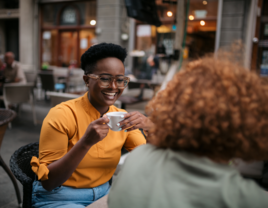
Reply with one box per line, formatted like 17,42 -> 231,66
40,1 -> 96,67
185,0 -> 218,60
133,0 -> 218,79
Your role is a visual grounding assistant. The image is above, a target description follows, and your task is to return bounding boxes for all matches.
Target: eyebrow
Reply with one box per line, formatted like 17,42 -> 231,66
99,73 -> 124,76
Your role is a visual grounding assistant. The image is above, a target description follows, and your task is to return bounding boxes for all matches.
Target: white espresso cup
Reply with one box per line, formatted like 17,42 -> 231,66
106,112 -> 127,131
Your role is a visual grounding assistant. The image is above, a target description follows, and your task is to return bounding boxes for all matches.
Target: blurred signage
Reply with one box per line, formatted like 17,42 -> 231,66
124,0 -> 161,27
157,32 -> 175,55
137,25 -> 151,37
80,38 -> 88,49
194,10 -> 207,18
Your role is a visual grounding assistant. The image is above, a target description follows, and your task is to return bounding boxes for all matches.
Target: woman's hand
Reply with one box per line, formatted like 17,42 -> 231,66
119,111 -> 154,132
82,115 -> 110,147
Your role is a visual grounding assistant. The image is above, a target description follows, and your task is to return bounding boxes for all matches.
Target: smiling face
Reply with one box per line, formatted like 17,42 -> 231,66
83,57 -> 125,114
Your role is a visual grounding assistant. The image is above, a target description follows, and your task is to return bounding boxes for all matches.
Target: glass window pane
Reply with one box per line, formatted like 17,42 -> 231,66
79,1 -> 97,26
185,0 -> 218,60
59,31 -> 78,67
60,6 -> 78,25
42,30 -> 58,66
79,29 -> 97,65
42,5 -> 59,27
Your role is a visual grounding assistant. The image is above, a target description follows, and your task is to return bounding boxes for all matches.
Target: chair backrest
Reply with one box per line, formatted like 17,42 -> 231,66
3,83 -> 34,104
25,72 -> 37,86
10,142 -> 39,185
0,109 -> 16,148
10,142 -> 39,208
38,71 -> 55,91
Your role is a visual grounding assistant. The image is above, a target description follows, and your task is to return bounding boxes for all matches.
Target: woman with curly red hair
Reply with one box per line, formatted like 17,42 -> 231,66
108,56 -> 268,208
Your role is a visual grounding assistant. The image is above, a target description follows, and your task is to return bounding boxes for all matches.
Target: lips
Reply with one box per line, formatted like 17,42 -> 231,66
102,91 -> 117,100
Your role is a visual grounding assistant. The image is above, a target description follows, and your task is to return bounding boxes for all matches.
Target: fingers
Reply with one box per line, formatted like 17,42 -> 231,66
122,111 -> 138,119
121,117 -> 141,130
95,115 -> 110,124
120,112 -> 140,126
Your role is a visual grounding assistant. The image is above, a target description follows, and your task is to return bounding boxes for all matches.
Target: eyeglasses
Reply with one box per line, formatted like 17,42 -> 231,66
87,74 -> 130,89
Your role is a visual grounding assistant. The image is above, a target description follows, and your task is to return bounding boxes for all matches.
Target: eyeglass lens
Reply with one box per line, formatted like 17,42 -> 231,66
99,75 -> 128,88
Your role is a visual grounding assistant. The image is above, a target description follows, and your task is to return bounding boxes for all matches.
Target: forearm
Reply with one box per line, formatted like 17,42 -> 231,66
41,137 -> 91,191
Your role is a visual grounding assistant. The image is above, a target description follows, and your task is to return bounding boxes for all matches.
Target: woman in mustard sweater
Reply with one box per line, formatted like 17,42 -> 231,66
30,43 -> 153,207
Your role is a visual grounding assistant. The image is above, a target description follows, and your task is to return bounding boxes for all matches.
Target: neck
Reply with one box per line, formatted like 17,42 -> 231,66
87,93 -> 109,116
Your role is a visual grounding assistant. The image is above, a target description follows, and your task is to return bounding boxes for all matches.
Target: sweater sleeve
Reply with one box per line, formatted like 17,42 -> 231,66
31,105 -> 77,181
123,129 -> 146,152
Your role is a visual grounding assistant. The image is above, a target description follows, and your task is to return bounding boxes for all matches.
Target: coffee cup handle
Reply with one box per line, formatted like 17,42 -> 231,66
107,117 -> 112,128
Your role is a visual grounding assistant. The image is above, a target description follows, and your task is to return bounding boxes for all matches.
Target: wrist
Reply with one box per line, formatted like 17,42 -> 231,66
79,136 -> 93,150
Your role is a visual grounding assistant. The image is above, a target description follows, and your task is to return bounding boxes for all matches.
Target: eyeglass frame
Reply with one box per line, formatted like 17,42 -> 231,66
86,74 -> 130,89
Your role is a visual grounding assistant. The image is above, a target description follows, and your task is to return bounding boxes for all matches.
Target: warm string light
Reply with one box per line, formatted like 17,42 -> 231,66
189,15 -> 194,20
203,0 -> 207,5
167,11 -> 173,17
200,20 -> 205,26
90,20 -> 96,26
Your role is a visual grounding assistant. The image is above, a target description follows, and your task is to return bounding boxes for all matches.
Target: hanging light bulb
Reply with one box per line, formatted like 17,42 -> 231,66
200,20 -> 205,26
189,15 -> 194,20
167,11 -> 173,17
203,1 -> 208,5
90,20 -> 96,26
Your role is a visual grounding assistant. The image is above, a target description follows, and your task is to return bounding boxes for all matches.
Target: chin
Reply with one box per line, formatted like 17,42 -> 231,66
104,99 -> 117,107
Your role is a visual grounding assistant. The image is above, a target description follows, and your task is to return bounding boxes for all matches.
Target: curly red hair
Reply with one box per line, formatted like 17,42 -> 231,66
146,56 -> 268,161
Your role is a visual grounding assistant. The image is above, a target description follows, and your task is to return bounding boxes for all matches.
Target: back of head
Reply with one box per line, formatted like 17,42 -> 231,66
81,43 -> 127,74
146,56 -> 268,162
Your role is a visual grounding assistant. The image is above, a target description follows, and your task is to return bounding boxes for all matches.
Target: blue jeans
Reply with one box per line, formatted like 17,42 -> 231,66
32,181 -> 110,208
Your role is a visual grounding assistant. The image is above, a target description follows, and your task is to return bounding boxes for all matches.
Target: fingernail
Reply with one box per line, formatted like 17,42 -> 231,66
117,123 -> 120,127
124,130 -> 127,132
121,115 -> 124,118
118,128 -> 122,131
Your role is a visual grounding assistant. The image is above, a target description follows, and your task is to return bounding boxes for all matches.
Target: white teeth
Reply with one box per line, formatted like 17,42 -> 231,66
103,92 -> 116,96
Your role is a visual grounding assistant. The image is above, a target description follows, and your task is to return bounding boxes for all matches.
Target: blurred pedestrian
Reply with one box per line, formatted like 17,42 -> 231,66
4,52 -> 26,84
108,56 -> 268,208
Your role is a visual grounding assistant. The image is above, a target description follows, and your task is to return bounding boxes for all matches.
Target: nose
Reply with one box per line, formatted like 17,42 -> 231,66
110,78 -> 117,89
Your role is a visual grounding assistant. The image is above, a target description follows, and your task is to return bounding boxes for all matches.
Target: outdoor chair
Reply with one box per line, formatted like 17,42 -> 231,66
39,71 -> 66,100
2,83 -> 37,126
10,142 -> 39,208
25,72 -> 37,86
0,109 -> 21,206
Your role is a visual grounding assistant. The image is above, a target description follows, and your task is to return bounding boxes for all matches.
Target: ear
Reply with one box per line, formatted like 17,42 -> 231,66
83,75 -> 89,87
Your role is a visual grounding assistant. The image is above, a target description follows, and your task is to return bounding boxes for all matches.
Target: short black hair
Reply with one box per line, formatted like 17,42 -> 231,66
81,43 -> 127,74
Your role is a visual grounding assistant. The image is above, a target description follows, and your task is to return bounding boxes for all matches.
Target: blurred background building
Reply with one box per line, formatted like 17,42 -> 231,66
0,0 -> 266,76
